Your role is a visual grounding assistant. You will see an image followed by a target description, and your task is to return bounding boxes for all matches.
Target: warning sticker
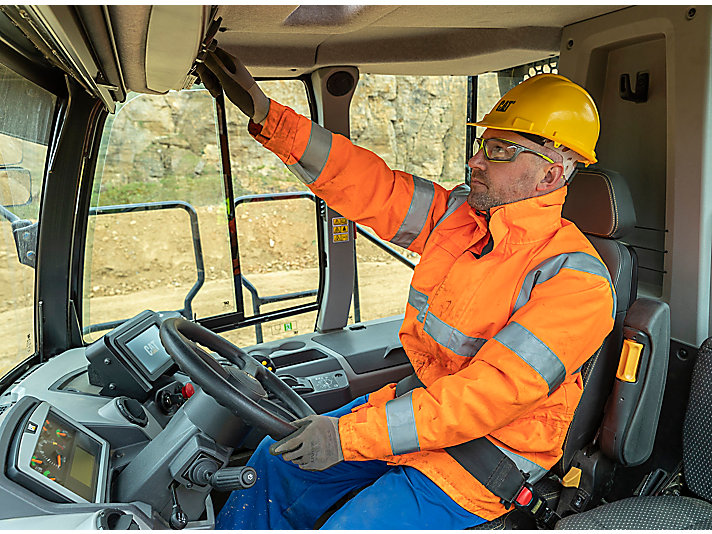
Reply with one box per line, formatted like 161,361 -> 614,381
332,217 -> 350,243
272,321 -> 298,335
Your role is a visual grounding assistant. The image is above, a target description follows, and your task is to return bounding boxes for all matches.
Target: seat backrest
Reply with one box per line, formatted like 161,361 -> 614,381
556,167 -> 637,473
683,337 -> 712,502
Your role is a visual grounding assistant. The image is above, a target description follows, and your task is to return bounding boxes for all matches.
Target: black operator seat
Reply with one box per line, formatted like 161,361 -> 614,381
557,337 -> 712,529
554,168 -> 670,518
476,167 -> 650,529
556,167 -> 638,473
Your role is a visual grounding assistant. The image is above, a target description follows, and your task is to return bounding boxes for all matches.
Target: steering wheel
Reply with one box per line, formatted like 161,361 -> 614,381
159,317 -> 314,440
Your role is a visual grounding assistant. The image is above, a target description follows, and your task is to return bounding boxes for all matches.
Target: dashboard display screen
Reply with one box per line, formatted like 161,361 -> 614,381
125,324 -> 172,376
29,411 -> 100,501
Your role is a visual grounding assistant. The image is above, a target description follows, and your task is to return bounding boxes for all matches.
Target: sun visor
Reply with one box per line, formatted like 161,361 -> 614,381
145,5 -> 206,93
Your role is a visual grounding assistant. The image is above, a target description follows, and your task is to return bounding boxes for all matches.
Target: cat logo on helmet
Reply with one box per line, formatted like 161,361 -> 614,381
495,100 -> 515,112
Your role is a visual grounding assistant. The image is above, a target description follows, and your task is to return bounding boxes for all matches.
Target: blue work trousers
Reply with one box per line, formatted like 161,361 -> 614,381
215,395 -> 486,529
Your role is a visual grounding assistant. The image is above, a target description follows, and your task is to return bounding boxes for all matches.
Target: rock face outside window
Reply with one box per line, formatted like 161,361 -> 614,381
101,74 -> 479,197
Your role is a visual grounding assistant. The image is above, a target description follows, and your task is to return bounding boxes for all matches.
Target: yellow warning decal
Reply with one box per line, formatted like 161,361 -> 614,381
332,217 -> 350,243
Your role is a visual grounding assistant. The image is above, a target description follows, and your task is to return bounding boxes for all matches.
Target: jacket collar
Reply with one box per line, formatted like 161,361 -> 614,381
470,186 -> 568,246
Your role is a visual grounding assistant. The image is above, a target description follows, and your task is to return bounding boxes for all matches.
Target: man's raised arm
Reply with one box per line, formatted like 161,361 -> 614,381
197,47 -> 452,256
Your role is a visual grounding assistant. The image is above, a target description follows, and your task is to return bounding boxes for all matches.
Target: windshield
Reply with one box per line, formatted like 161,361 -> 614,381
0,63 -> 56,376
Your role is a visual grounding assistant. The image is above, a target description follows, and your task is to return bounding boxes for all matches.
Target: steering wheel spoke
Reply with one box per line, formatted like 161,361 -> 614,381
159,318 -> 315,440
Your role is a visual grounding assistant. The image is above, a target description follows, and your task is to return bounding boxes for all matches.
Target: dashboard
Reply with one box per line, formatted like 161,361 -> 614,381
0,313 -> 412,529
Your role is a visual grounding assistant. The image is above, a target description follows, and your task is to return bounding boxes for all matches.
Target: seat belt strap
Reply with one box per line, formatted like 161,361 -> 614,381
394,372 -> 425,397
393,373 -> 561,528
445,439 -> 526,505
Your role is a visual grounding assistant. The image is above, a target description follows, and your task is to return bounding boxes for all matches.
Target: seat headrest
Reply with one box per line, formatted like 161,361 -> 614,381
562,167 -> 636,239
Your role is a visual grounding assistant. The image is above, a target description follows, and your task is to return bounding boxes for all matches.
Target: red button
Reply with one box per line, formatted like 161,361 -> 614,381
515,487 -> 533,506
182,383 -> 195,399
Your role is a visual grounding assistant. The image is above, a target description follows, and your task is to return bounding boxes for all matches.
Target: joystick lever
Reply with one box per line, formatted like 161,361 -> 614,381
210,466 -> 257,492
187,459 -> 258,492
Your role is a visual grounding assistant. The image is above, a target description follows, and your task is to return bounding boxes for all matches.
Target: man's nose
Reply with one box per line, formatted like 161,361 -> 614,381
468,150 -> 486,170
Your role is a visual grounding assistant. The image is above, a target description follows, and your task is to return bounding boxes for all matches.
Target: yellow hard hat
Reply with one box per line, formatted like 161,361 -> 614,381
469,73 -> 600,165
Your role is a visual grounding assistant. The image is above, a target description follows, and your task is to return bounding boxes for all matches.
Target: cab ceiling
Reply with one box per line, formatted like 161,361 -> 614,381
212,5 -> 626,77
108,5 -> 628,93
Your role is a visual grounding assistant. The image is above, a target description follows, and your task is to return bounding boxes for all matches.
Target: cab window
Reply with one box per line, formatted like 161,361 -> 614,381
84,81 -> 314,346
83,88 -> 231,341
348,73 -> 469,324
0,63 -> 56,374
222,80 -> 316,347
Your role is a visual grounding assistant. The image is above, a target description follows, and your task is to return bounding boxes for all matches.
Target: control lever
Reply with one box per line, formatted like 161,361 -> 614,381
279,374 -> 314,394
169,483 -> 188,530
187,457 -> 257,492
210,466 -> 257,492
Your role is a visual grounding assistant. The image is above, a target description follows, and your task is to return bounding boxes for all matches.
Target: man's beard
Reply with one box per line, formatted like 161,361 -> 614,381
467,168 -> 536,211
467,170 -> 499,211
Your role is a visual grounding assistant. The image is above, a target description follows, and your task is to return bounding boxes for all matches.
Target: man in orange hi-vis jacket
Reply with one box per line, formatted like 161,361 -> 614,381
197,49 -> 615,530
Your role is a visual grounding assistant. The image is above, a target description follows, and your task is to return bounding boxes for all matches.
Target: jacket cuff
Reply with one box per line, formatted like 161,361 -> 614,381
339,407 -> 392,461
338,383 -> 398,461
248,98 -> 309,166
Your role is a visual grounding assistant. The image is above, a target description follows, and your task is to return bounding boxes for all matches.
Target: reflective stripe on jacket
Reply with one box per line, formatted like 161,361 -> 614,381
249,101 -> 616,520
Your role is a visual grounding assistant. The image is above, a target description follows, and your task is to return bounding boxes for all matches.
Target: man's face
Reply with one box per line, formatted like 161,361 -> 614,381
466,129 -> 561,211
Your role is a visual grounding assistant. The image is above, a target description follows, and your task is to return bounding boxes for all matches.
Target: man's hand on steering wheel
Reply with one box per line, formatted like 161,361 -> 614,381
270,415 -> 344,471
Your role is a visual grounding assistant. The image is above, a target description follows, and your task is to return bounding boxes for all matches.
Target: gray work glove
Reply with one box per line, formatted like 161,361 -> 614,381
195,47 -> 270,123
269,415 -> 344,471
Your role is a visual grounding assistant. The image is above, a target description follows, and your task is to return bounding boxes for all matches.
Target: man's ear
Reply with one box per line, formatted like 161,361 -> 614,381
536,163 -> 565,192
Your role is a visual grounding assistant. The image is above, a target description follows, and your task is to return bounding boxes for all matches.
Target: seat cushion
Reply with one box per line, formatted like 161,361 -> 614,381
684,337 -> 712,501
555,496 -> 712,529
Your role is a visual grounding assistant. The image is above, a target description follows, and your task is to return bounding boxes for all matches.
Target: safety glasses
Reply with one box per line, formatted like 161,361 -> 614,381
473,137 -> 555,164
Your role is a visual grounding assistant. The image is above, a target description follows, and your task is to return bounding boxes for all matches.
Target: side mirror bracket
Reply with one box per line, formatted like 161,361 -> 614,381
11,219 -> 38,268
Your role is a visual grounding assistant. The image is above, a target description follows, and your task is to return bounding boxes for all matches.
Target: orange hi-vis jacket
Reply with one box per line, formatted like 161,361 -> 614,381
249,100 -> 616,520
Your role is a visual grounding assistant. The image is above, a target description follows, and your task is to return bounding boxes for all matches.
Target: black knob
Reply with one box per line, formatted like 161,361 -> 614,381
169,484 -> 188,530
96,509 -> 139,530
169,506 -> 188,530
116,397 -> 148,427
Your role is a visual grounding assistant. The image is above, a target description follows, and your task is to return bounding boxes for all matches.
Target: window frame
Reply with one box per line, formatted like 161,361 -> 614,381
0,39 -> 71,388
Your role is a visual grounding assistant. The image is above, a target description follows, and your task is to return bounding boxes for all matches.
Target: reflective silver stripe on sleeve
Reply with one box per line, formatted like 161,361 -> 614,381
512,252 -> 616,319
286,122 -> 332,185
385,391 -> 420,455
408,285 -> 429,315
390,175 -> 435,248
497,446 -> 548,484
494,321 -> 566,395
423,312 -> 488,357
